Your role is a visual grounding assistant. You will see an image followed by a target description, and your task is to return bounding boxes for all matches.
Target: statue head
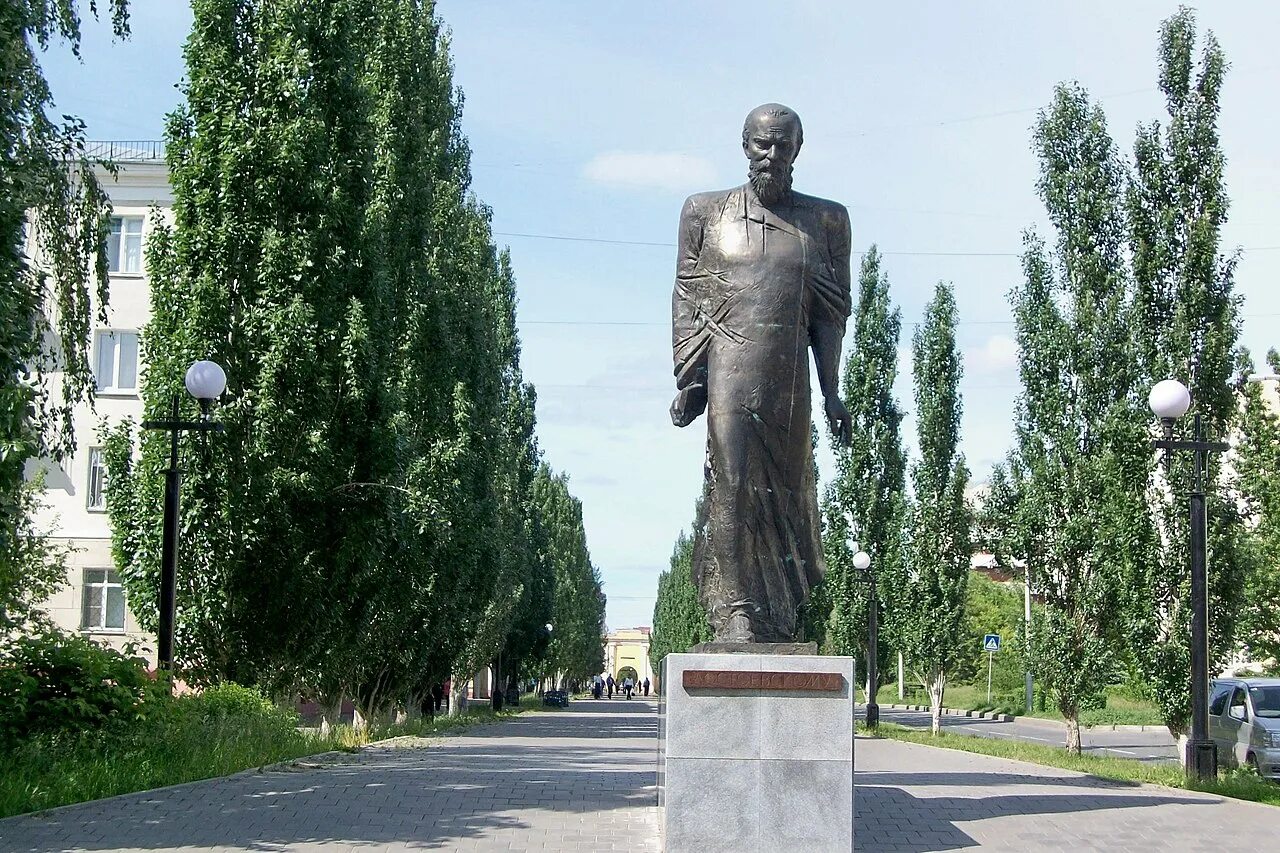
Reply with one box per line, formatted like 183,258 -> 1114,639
742,103 -> 803,205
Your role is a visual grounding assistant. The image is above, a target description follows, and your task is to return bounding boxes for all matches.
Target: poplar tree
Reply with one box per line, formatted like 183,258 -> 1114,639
1005,84 -> 1151,754
650,514 -> 712,676
103,0 -> 559,716
1,0 -> 128,627
819,247 -> 906,690
1126,8 -> 1249,744
534,466 -> 606,687
899,282 -> 970,734
1236,351 -> 1280,667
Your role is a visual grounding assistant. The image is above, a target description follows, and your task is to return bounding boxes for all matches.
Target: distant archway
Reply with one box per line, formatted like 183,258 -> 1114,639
617,666 -> 639,683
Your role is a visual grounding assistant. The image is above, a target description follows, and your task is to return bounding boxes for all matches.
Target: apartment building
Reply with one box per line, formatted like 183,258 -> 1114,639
29,141 -> 170,663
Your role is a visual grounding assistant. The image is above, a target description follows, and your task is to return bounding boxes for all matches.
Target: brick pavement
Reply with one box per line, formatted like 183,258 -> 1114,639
7,697 -> 1280,852
856,735 -> 1280,852
0,698 -> 660,853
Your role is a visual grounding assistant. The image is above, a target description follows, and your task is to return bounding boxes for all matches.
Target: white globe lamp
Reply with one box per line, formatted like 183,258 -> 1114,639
185,360 -> 227,403
1148,379 -> 1191,421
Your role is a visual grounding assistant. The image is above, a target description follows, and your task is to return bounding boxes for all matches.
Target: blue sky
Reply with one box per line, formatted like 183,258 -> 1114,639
43,1 -> 1280,632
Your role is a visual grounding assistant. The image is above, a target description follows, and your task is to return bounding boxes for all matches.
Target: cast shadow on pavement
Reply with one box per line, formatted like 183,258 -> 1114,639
855,783 -> 1212,853
853,771 -> 1144,789
0,703 -> 660,853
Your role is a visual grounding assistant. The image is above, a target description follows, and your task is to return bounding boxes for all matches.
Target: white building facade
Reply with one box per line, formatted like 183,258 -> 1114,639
29,142 -> 171,664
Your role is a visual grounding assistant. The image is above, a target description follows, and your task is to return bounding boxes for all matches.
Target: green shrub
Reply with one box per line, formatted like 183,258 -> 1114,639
0,629 -> 158,747
188,682 -> 290,723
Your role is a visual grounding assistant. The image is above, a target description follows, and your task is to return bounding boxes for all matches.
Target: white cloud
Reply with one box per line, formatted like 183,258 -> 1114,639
967,334 -> 1019,374
582,151 -> 718,192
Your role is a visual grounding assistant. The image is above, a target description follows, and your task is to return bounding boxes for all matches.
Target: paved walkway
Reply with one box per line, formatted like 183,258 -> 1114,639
0,698 -> 660,853
6,697 -> 1280,852
856,735 -> 1280,852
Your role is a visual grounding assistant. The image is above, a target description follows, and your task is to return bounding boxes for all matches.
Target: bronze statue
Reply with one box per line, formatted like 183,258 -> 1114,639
671,103 -> 852,643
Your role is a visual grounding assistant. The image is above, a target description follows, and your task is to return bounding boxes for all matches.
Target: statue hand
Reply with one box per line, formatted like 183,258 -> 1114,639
825,396 -> 852,447
671,384 -> 708,427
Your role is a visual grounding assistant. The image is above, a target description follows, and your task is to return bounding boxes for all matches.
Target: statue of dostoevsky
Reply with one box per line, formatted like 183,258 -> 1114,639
671,103 -> 852,643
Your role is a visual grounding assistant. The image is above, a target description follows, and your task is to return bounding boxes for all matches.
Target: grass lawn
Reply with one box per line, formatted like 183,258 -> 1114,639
0,702 -> 520,819
875,682 -> 1166,727
863,721 -> 1280,807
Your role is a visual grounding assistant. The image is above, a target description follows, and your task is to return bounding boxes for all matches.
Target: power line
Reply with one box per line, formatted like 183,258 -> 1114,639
520,313 -> 1280,329
494,230 -> 1280,257
493,230 -> 1025,256
494,231 -> 672,248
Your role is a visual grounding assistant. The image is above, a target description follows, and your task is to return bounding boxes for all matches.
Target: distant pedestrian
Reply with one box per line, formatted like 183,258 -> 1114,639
431,682 -> 444,712
606,674 -> 615,699
623,677 -> 634,700
643,677 -> 650,697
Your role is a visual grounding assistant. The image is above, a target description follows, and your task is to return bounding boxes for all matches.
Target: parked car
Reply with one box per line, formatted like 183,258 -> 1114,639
1208,677 -> 1280,779
542,689 -> 570,708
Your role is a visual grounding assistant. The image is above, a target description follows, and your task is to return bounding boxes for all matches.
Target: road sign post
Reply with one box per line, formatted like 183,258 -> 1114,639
983,634 -> 1001,703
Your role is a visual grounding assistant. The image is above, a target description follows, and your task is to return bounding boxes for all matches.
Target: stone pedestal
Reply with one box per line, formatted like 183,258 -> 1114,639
658,652 -> 855,852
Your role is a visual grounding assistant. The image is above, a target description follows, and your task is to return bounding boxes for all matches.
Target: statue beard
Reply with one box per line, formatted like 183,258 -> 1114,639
748,160 -> 793,205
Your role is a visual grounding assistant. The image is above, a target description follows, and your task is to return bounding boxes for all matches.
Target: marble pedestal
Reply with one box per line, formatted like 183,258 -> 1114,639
658,652 -> 855,852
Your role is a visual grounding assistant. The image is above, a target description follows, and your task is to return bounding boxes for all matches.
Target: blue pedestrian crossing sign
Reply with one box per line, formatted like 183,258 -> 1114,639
983,634 -> 1001,652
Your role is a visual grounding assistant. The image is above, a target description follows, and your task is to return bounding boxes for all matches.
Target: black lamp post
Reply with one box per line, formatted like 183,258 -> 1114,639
1148,378 -> 1228,782
141,359 -> 226,681
851,547 -> 878,730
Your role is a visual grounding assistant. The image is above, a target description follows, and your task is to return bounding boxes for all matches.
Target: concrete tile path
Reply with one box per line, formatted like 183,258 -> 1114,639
6,696 -> 1280,852
0,698 -> 661,853
856,735 -> 1280,852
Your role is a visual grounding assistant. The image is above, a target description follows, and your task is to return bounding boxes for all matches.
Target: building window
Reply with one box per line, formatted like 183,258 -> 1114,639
107,216 -> 143,274
81,569 -> 126,631
94,330 -> 138,393
86,447 -> 107,511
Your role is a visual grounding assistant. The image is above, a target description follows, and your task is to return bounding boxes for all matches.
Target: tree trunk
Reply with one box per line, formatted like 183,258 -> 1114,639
318,698 -> 340,738
352,705 -> 368,737
927,669 -> 947,735
1176,732 -> 1190,768
898,652 -> 905,700
449,681 -> 468,717
1065,715 -> 1082,754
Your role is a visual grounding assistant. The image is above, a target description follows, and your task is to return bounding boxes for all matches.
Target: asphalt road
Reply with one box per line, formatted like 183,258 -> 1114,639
877,705 -> 1181,764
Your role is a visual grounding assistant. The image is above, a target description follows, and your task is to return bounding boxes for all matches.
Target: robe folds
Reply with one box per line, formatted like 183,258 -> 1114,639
671,185 -> 852,642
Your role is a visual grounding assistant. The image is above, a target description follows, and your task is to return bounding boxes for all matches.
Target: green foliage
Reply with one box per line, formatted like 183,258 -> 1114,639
650,524 -> 711,675
1236,349 -> 1280,665
99,0 -> 594,716
0,628 -> 154,747
1,0 -> 127,628
0,687 -> 523,819
955,573 -> 1026,703
996,75 -> 1156,751
0,682 -> 311,819
1125,8 -> 1249,738
899,282 -> 970,726
819,246 -> 906,679
188,682 -> 285,724
534,467 -> 607,685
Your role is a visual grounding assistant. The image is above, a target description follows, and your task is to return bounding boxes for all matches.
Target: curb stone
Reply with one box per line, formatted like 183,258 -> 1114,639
879,702 -> 1162,731
883,702 -> 1015,723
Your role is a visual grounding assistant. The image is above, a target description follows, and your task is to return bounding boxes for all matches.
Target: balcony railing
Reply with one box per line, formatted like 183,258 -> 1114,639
83,140 -> 165,162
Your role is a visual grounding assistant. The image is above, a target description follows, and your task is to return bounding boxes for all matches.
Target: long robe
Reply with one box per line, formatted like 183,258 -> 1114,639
672,184 -> 851,642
